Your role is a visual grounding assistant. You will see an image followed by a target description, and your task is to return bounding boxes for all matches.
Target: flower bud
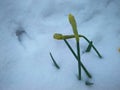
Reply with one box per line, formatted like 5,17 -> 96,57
68,14 -> 79,42
53,33 -> 63,40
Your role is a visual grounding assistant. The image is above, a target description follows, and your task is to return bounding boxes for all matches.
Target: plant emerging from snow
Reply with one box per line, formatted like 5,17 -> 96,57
51,14 -> 102,81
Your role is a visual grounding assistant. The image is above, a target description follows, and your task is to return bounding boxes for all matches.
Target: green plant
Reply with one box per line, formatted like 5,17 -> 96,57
52,13 -> 102,80
54,34 -> 102,58
69,14 -> 81,80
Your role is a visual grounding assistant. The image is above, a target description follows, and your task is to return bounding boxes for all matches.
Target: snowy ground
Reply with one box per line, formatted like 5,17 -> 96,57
0,0 -> 120,90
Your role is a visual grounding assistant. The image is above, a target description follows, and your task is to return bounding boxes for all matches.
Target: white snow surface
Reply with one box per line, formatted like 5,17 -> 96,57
0,0 -> 120,90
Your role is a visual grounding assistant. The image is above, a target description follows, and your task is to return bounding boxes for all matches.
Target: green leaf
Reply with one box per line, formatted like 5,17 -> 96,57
86,41 -> 93,52
50,52 -> 60,69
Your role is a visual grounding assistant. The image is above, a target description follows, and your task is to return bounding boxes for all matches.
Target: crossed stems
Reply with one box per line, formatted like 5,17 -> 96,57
54,33 -> 102,58
64,39 -> 92,79
54,33 -> 102,79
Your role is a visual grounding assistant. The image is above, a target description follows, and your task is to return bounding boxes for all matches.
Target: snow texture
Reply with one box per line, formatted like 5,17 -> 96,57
0,0 -> 120,90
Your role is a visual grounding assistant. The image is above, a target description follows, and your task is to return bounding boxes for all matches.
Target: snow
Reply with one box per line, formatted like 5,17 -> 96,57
0,0 -> 120,90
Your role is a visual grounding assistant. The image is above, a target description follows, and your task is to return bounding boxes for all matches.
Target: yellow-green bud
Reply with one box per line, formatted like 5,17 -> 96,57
68,14 -> 79,42
53,33 -> 64,40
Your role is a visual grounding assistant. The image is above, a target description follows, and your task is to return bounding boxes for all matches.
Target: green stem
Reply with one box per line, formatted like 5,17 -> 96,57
86,41 -> 93,52
77,41 -> 81,80
50,52 -> 60,69
64,39 -> 92,78
81,35 -> 102,58
54,34 -> 102,58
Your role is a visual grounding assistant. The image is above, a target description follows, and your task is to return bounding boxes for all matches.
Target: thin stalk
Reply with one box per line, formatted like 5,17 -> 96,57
64,39 -> 77,60
77,41 -> 81,80
64,39 -> 92,78
50,52 -> 60,69
81,35 -> 102,58
86,41 -> 93,52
